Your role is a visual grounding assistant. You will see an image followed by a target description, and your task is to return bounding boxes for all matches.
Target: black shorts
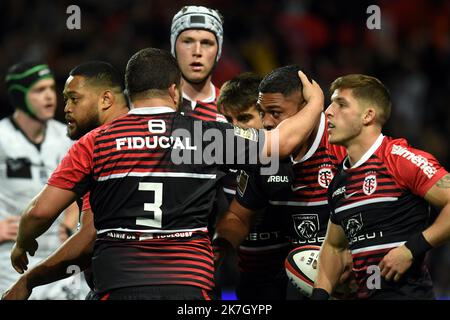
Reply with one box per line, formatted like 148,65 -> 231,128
99,285 -> 216,300
285,281 -> 309,300
236,270 -> 288,300
358,261 -> 435,300
85,290 -> 100,300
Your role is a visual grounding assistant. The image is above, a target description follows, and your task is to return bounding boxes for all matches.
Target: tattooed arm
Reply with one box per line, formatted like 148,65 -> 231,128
380,173 -> 450,282
422,173 -> 450,247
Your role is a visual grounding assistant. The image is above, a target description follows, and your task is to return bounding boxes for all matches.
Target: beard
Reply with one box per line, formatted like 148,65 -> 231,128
67,115 -> 100,140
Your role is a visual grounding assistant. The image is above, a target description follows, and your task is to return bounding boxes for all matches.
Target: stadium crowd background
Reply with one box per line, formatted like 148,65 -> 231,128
0,0 -> 449,299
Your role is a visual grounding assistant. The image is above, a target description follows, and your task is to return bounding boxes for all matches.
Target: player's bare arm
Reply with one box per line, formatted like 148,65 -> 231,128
11,185 -> 78,274
60,201 -> 80,242
215,199 -> 256,248
213,199 -> 258,267
314,221 -> 349,298
417,174 -> 450,247
380,173 -> 450,282
264,71 -> 323,158
3,209 -> 95,300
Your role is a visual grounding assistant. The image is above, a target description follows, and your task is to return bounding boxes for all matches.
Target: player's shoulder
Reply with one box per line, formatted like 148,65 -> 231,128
46,119 -> 71,136
170,111 -> 210,129
0,116 -> 14,131
379,135 -> 413,163
0,117 -> 14,146
45,119 -> 73,144
380,135 -> 407,154
380,135 -> 442,177
381,135 -> 433,160
213,84 -> 220,94
183,112 -> 232,130
90,122 -> 115,138
0,116 -> 10,126
46,118 -> 67,131
97,112 -> 140,135
73,124 -> 111,148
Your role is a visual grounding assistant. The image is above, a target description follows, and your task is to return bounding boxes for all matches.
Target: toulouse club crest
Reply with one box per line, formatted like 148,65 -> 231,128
318,167 -> 333,188
363,174 -> 377,195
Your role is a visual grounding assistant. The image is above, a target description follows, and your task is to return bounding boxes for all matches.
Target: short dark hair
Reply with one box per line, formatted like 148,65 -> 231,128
217,72 -> 262,114
258,65 -> 303,96
125,48 -> 181,101
330,74 -> 391,125
69,61 -> 124,91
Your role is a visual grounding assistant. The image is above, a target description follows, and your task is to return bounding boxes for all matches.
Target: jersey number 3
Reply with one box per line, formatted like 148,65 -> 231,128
136,182 -> 163,228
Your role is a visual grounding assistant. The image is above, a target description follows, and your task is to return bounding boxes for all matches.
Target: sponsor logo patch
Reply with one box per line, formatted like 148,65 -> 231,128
233,126 -> 258,142
216,114 -> 228,123
237,170 -> 249,197
391,144 -> 437,179
332,186 -> 346,198
344,213 -> 363,238
292,214 -> 319,240
267,175 -> 289,183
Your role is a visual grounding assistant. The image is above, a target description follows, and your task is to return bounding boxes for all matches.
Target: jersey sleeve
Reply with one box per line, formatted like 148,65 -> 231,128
329,215 -> 339,226
385,139 -> 448,197
202,121 -> 265,171
234,170 -> 268,210
47,130 -> 96,197
82,191 -> 91,212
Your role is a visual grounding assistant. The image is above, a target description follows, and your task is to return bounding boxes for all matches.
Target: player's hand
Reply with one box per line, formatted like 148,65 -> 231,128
297,71 -> 324,108
378,245 -> 413,282
211,237 -> 233,270
0,216 -> 20,243
333,268 -> 358,300
1,276 -> 32,300
212,244 -> 226,269
10,240 -> 38,274
332,250 -> 357,300
338,249 -> 354,284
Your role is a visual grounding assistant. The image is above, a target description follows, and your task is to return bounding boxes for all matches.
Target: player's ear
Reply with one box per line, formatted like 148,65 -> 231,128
168,83 -> 180,107
362,107 -> 376,125
100,90 -> 114,111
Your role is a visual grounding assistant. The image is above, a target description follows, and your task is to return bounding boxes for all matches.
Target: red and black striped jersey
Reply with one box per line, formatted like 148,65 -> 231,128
180,85 -> 227,123
82,192 -> 90,211
48,106 -> 265,293
235,114 -> 345,273
181,84 -> 236,210
270,114 -> 346,247
328,134 -> 448,299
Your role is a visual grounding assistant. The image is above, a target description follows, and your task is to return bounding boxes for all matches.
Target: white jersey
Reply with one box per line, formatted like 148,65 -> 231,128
0,117 -> 87,299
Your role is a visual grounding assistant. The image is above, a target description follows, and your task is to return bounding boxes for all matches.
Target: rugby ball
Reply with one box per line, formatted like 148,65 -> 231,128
285,245 -> 321,297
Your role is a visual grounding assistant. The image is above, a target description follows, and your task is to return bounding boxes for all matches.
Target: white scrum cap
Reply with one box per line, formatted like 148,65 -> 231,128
170,6 -> 224,61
